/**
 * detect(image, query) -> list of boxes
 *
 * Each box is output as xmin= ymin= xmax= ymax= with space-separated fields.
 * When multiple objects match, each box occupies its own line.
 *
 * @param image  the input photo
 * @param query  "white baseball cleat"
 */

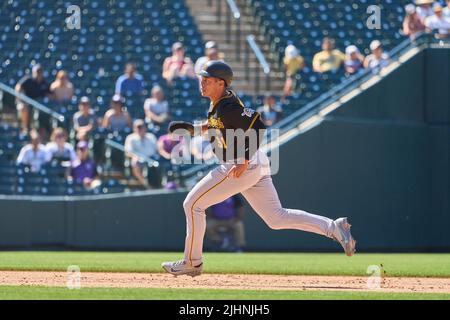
xmin=332 ymin=217 xmax=356 ymax=257
xmin=161 ymin=260 xmax=203 ymax=277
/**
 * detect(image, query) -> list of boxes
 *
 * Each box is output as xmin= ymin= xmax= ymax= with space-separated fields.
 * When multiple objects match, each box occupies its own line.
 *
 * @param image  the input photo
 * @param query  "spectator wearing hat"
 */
xmin=46 ymin=127 xmax=76 ymax=165
xmin=415 ymin=0 xmax=436 ymax=23
xmin=124 ymin=120 xmax=159 ymax=188
xmin=256 ymin=94 xmax=283 ymax=127
xmin=403 ymin=4 xmax=426 ymax=40
xmin=73 ymin=97 xmax=98 ymax=141
xmin=364 ymin=40 xmax=390 ymax=73
xmin=344 ymin=45 xmax=365 ymax=75
xmin=115 ymin=63 xmax=144 ymax=96
xmin=162 ymin=42 xmax=196 ymax=86
xmin=16 ymin=129 xmax=50 ymax=173
xmin=102 ymin=95 xmax=132 ymax=132
xmin=194 ymin=41 xmax=225 ymax=75
xmin=70 ymin=141 xmax=101 ymax=189
xmin=424 ymin=3 xmax=450 ymax=38
xmin=49 ymin=70 xmax=74 ymax=103
xmin=15 ymin=64 xmax=51 ymax=133
xmin=283 ymin=44 xmax=305 ymax=97
xmin=143 ymin=85 xmax=170 ymax=128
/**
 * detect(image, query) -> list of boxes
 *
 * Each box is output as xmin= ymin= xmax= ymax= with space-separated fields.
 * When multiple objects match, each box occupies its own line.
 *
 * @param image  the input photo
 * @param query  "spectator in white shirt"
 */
xmin=124 ymin=119 xmax=158 ymax=187
xmin=46 ymin=127 xmax=77 ymax=165
xmin=16 ymin=129 xmax=50 ymax=172
xmin=364 ymin=40 xmax=391 ymax=74
xmin=424 ymin=4 xmax=450 ymax=38
xmin=143 ymin=86 xmax=170 ymax=127
xmin=191 ymin=134 xmax=215 ymax=163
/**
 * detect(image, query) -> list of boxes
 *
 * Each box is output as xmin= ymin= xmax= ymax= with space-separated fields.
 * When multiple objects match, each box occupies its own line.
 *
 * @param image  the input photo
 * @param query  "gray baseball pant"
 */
xmin=183 ymin=151 xmax=336 ymax=266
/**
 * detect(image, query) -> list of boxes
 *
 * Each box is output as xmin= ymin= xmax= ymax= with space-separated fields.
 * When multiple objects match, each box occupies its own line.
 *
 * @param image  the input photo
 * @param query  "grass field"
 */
xmin=1 ymin=286 xmax=449 ymax=300
xmin=0 ymin=252 xmax=449 ymax=300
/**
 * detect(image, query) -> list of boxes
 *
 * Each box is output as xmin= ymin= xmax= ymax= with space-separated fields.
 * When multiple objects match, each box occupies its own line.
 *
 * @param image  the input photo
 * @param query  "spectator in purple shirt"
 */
xmin=206 ymin=195 xmax=246 ymax=252
xmin=70 ymin=141 xmax=101 ymax=189
xmin=157 ymin=131 xmax=188 ymax=162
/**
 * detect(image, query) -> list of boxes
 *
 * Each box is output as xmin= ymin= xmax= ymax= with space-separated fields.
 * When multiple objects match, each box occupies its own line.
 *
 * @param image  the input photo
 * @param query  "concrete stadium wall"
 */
xmin=0 ymin=48 xmax=448 ymax=251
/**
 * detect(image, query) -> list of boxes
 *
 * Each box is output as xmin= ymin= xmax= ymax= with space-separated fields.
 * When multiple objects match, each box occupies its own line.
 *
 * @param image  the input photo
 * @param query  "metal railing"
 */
xmin=246 ymin=34 xmax=271 ymax=93
xmin=0 ymin=82 xmax=65 ymax=127
xmin=209 ymin=0 xmax=242 ymax=61
xmin=208 ymin=0 xmax=272 ymax=95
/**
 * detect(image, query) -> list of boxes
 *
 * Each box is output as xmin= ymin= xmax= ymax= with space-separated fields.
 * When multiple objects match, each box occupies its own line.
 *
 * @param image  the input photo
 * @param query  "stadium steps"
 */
xmin=185 ymin=0 xmax=285 ymax=95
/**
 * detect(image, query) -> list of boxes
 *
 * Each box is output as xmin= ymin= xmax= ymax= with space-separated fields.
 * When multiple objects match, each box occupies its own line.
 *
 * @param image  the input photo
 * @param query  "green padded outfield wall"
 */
xmin=0 ymin=48 xmax=448 ymax=251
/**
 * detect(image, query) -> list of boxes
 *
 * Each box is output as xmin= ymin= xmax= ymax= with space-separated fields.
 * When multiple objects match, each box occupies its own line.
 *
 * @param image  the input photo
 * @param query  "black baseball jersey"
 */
xmin=206 ymin=90 xmax=266 ymax=162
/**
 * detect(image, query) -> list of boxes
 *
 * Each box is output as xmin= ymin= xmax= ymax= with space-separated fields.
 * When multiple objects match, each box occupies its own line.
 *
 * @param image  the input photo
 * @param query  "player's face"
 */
xmin=200 ymin=77 xmax=223 ymax=98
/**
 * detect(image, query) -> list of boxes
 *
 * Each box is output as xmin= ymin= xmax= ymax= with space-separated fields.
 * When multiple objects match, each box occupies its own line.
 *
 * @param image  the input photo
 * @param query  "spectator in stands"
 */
xmin=143 ymin=86 xmax=170 ymax=127
xmin=283 ymin=44 xmax=305 ymax=97
xmin=15 ymin=64 xmax=51 ymax=133
xmin=46 ymin=127 xmax=76 ymax=165
xmin=162 ymin=42 xmax=196 ymax=85
xmin=49 ymin=70 xmax=74 ymax=103
xmin=73 ymin=97 xmax=98 ymax=141
xmin=194 ymin=41 xmax=224 ymax=75
xmin=157 ymin=130 xmax=189 ymax=162
xmin=424 ymin=3 xmax=450 ymax=38
xmin=364 ymin=40 xmax=391 ymax=73
xmin=444 ymin=0 xmax=450 ymax=19
xmin=312 ymin=38 xmax=346 ymax=73
xmin=70 ymin=140 xmax=101 ymax=189
xmin=415 ymin=0 xmax=435 ymax=23
xmin=102 ymin=95 xmax=132 ymax=132
xmin=124 ymin=119 xmax=158 ymax=188
xmin=256 ymin=94 xmax=283 ymax=127
xmin=157 ymin=129 xmax=189 ymax=189
xmin=206 ymin=195 xmax=246 ymax=253
xmin=403 ymin=4 xmax=426 ymax=40
xmin=16 ymin=129 xmax=50 ymax=172
xmin=191 ymin=134 xmax=215 ymax=163
xmin=344 ymin=45 xmax=365 ymax=75
xmin=115 ymin=63 xmax=144 ymax=96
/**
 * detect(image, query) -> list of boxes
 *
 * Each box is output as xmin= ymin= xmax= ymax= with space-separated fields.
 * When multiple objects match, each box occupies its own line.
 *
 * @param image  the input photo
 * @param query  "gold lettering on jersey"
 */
xmin=208 ymin=117 xmax=225 ymax=129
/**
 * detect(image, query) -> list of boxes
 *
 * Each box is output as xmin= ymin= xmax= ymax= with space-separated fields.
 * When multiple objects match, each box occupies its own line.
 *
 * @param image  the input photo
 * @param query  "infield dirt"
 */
xmin=1 ymin=271 xmax=449 ymax=294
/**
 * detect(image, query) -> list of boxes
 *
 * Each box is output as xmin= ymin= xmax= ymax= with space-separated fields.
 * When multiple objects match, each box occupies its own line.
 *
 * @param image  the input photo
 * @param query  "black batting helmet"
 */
xmin=198 ymin=60 xmax=233 ymax=87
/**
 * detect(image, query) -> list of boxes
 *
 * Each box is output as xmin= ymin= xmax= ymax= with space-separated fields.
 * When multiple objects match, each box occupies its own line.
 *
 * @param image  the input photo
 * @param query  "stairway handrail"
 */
xmin=246 ymin=35 xmax=270 ymax=74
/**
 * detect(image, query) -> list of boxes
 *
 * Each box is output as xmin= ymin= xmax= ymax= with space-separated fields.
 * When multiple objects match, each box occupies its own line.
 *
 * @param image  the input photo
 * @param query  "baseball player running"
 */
xmin=162 ymin=61 xmax=356 ymax=277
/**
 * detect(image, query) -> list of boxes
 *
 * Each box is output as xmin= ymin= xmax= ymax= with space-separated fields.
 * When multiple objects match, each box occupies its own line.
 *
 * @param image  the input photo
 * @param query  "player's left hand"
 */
xmin=228 ymin=160 xmax=249 ymax=179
